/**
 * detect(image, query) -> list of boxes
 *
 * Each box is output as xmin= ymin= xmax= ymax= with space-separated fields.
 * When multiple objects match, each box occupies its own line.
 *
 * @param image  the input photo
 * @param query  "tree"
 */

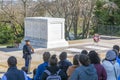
xmin=80 ymin=0 xmax=97 ymax=38
xmin=0 ymin=23 xmax=14 ymax=44
xmin=0 ymin=0 xmax=99 ymax=44
xmin=38 ymin=0 xmax=96 ymax=39
xmin=94 ymin=0 xmax=120 ymax=36
xmin=0 ymin=0 xmax=43 ymax=44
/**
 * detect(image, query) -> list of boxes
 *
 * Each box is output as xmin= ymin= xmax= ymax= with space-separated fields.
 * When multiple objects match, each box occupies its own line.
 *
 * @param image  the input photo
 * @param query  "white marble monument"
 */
xmin=19 ymin=17 xmax=68 ymax=48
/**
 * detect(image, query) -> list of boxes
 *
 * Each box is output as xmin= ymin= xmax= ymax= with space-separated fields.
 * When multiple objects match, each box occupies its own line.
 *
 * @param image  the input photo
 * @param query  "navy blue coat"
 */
xmin=5 ymin=67 xmax=25 ymax=80
xmin=23 ymin=45 xmax=32 ymax=59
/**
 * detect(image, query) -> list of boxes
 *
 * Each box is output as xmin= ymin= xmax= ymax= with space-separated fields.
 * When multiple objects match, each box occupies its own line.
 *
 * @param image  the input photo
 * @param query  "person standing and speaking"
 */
xmin=23 ymin=40 xmax=34 ymax=73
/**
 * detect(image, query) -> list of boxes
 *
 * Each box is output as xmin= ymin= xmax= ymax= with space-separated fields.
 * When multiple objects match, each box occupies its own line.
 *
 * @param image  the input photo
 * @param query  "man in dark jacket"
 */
xmin=2 ymin=56 xmax=28 ymax=80
xmin=23 ymin=40 xmax=34 ymax=72
xmin=58 ymin=52 xmax=72 ymax=79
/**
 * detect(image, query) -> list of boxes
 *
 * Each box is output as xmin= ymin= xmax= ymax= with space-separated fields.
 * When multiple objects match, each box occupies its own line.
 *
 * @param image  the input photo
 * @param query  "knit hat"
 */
xmin=105 ymin=50 xmax=117 ymax=61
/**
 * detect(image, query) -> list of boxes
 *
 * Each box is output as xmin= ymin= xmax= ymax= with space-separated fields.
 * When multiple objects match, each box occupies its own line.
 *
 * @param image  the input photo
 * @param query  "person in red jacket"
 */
xmin=93 ymin=34 xmax=100 ymax=43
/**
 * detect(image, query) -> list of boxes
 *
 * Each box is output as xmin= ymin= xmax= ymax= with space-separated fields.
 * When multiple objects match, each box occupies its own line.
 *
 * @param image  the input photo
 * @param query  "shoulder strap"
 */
xmin=44 ymin=70 xmax=51 ymax=76
xmin=110 ymin=61 xmax=118 ymax=80
xmin=113 ymin=65 xmax=118 ymax=80
xmin=56 ymin=69 xmax=61 ymax=75
xmin=45 ymin=69 xmax=61 ymax=76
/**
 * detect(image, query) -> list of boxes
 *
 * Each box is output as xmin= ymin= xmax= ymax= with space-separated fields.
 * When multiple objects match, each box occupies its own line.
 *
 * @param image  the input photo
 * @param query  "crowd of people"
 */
xmin=1 ymin=45 xmax=120 ymax=80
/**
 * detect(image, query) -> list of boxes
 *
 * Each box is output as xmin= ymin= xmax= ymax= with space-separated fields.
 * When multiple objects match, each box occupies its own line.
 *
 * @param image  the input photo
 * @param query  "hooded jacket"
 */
xmin=102 ymin=60 xmax=120 ymax=80
xmin=70 ymin=64 xmax=98 ymax=80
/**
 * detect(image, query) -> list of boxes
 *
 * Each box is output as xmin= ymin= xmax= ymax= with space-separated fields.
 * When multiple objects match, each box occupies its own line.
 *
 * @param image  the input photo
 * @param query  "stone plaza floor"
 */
xmin=0 ymin=36 xmax=120 ymax=77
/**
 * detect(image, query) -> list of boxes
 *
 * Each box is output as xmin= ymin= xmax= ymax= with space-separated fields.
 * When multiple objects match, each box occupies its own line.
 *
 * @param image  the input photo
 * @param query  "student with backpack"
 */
xmin=102 ymin=50 xmax=120 ymax=80
xmin=34 ymin=52 xmax=51 ymax=80
xmin=41 ymin=55 xmax=67 ymax=80
xmin=58 ymin=52 xmax=72 ymax=78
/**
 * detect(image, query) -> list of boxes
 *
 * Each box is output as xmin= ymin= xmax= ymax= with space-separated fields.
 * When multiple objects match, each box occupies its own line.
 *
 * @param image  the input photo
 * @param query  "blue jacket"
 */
xmin=27 ymin=76 xmax=32 ymax=80
xmin=116 ymin=57 xmax=120 ymax=80
xmin=2 ymin=67 xmax=28 ymax=80
xmin=34 ymin=62 xmax=49 ymax=80
xmin=70 ymin=64 xmax=98 ymax=80
xmin=117 ymin=56 xmax=120 ymax=65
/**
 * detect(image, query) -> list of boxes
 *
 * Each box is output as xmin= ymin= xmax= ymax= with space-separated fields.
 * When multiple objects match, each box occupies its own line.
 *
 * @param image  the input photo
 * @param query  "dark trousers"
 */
xmin=25 ymin=57 xmax=30 ymax=67
xmin=24 ymin=56 xmax=31 ymax=72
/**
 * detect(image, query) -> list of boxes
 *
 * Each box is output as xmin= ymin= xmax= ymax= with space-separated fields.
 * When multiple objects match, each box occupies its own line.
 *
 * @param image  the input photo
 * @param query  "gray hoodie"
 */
xmin=70 ymin=64 xmax=98 ymax=80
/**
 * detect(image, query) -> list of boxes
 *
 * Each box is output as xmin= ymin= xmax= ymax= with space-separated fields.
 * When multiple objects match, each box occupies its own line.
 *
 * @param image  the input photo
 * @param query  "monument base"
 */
xmin=19 ymin=37 xmax=68 ymax=49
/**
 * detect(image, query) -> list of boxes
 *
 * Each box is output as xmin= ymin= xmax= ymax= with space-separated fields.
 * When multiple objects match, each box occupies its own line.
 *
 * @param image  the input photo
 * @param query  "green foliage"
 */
xmin=0 ymin=23 xmax=24 ymax=45
xmin=94 ymin=0 xmax=120 ymax=36
xmin=0 ymin=24 xmax=14 ymax=44
xmin=94 ymin=0 xmax=120 ymax=25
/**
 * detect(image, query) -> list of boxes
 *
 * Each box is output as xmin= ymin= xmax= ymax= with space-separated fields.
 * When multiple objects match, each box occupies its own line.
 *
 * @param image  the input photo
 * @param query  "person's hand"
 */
xmin=29 ymin=45 xmax=34 ymax=53
xmin=31 ymin=48 xmax=34 ymax=53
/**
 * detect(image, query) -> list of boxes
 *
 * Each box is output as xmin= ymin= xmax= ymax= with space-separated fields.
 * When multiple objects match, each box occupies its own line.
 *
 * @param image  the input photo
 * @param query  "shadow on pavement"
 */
xmin=0 ymin=48 xmax=21 ymax=52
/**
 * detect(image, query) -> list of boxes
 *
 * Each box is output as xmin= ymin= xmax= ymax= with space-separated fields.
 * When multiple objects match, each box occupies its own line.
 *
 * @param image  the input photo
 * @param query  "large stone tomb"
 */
xmin=19 ymin=17 xmax=68 ymax=48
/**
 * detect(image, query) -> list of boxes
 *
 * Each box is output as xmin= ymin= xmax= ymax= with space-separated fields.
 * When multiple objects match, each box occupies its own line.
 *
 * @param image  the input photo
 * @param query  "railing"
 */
xmin=97 ymin=24 xmax=120 ymax=36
